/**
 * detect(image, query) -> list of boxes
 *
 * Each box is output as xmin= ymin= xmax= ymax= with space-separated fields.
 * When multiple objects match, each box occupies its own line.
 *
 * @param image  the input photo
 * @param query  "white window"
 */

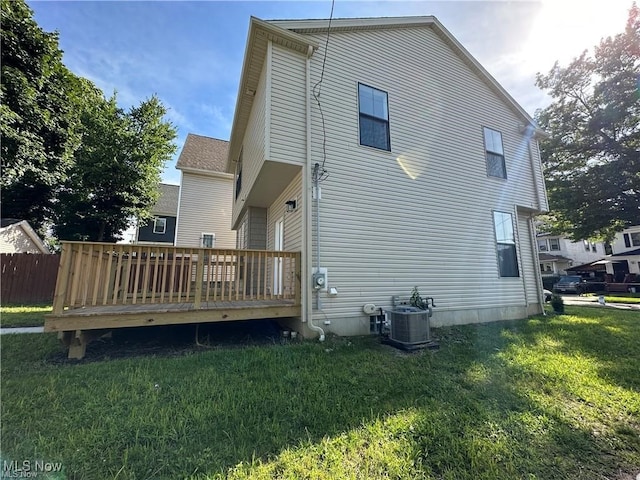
xmin=484 ymin=127 xmax=506 ymax=179
xmin=583 ymin=240 xmax=590 ymax=251
xmin=358 ymin=83 xmax=391 ymax=151
xmin=201 ymin=233 xmax=215 ymax=248
xmin=153 ymin=217 xmax=166 ymax=234
xmin=537 ymin=239 xmax=548 ymax=252
xmin=631 ymin=232 xmax=640 ymax=247
xmin=494 ymin=211 xmax=519 ymax=277
xmin=549 ymin=238 xmax=560 ymax=251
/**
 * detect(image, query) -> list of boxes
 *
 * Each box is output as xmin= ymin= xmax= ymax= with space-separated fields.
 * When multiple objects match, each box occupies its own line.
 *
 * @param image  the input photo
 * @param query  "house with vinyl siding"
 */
xmin=175 ymin=133 xmax=236 ymax=249
xmin=134 ymin=183 xmax=179 ymax=245
xmin=227 ymin=16 xmax=549 ymax=337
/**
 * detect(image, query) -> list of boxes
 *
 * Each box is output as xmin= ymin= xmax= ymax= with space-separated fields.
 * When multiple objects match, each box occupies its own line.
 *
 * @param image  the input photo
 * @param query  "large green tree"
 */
xmin=0 ymin=0 xmax=80 ymax=232
xmin=2 ymin=0 xmax=177 ymax=242
xmin=536 ymin=3 xmax=640 ymax=242
xmin=54 ymin=92 xmax=177 ymax=242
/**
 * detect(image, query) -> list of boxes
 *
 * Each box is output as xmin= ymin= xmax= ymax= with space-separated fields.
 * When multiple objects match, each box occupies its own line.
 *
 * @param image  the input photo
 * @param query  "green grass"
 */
xmin=0 ymin=304 xmax=51 ymax=328
xmin=1 ymin=307 xmax=639 ymax=479
xmin=604 ymin=295 xmax=640 ymax=304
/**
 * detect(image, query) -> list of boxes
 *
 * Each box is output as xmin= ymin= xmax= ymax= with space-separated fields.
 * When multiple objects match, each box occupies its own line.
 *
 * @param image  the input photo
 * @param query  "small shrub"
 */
xmin=550 ymin=294 xmax=564 ymax=314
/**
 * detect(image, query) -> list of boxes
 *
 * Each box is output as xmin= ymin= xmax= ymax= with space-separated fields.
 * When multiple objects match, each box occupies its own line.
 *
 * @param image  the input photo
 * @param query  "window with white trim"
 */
xmin=358 ymin=83 xmax=390 ymax=151
xmin=202 ymin=233 xmax=215 ymax=248
xmin=153 ymin=217 xmax=166 ymax=234
xmin=494 ymin=211 xmax=519 ymax=277
xmin=630 ymin=232 xmax=640 ymax=247
xmin=484 ymin=127 xmax=506 ymax=179
xmin=548 ymin=238 xmax=560 ymax=251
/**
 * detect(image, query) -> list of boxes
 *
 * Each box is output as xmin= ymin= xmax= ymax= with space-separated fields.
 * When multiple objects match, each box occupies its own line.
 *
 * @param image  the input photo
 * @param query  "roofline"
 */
xmin=227 ymin=15 xmax=546 ymax=171
xmin=226 ymin=17 xmax=319 ymax=171
xmin=272 ymin=15 xmax=543 ymax=131
xmin=1 ymin=220 xmax=50 ymax=253
xmin=179 ymin=166 xmax=234 ymax=180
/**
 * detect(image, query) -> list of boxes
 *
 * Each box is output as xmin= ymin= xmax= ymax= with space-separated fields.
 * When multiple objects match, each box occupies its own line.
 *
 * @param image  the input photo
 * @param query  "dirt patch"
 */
xmin=46 ymin=319 xmax=289 ymax=364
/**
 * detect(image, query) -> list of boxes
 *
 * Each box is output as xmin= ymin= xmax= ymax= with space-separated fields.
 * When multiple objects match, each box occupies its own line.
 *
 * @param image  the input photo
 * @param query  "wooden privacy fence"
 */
xmin=53 ymin=242 xmax=301 ymax=314
xmin=1 ymin=253 xmax=60 ymax=304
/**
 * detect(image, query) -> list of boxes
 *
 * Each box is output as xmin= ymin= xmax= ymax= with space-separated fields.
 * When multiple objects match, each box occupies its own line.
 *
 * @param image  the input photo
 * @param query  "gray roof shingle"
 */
xmin=176 ymin=133 xmax=229 ymax=173
xmin=153 ymin=183 xmax=180 ymax=216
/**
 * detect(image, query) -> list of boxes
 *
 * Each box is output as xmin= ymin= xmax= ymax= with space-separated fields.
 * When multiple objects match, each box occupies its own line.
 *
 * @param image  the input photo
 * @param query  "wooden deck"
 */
xmin=45 ymin=242 xmax=302 ymax=359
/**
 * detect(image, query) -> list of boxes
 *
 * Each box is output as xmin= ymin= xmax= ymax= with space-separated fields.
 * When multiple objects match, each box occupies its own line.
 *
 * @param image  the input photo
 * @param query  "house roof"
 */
xmin=227 ymin=15 xmax=544 ymax=172
xmin=612 ymin=248 xmax=640 ymax=257
xmin=153 ymin=184 xmax=180 ymax=216
xmin=0 ymin=219 xmax=49 ymax=254
xmin=539 ymin=253 xmax=572 ymax=262
xmin=176 ymin=133 xmax=229 ymax=174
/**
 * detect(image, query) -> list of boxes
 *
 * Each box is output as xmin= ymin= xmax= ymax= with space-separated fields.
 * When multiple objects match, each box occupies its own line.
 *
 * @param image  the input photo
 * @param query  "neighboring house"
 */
xmin=175 ymin=134 xmax=236 ymax=248
xmin=536 ymin=234 xmax=605 ymax=277
xmin=135 ymin=183 xmax=180 ymax=245
xmin=226 ymin=16 xmax=549 ymax=336
xmin=0 ymin=219 xmax=49 ymax=254
xmin=607 ymin=225 xmax=640 ymax=279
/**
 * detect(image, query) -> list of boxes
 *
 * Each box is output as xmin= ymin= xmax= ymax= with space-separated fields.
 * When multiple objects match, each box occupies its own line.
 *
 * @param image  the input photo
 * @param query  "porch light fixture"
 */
xmin=285 ymin=200 xmax=297 ymax=212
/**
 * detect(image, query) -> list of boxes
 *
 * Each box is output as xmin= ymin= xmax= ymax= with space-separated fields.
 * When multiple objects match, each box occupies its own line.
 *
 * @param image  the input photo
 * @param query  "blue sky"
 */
xmin=28 ymin=0 xmax=632 ymax=185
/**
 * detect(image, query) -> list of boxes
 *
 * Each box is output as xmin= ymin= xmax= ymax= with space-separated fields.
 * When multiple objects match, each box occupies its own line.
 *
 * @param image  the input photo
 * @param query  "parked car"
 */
xmin=543 ymin=289 xmax=552 ymax=302
xmin=553 ymin=276 xmax=587 ymax=295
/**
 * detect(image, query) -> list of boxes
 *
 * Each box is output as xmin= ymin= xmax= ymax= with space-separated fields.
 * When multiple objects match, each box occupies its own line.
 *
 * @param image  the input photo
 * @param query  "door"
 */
xmin=273 ymin=217 xmax=284 ymax=295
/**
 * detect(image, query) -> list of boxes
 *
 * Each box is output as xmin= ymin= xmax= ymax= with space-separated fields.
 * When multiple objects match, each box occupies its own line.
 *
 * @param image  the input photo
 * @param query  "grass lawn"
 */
xmin=1 ymin=306 xmax=638 ymax=479
xmin=0 ymin=304 xmax=51 ymax=328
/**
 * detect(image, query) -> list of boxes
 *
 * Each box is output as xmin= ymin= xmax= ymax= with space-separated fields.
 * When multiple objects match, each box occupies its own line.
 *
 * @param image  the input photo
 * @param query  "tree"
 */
xmin=0 ymin=0 xmax=80 ymax=233
xmin=535 ymin=3 xmax=640 ymax=242
xmin=54 ymin=92 xmax=177 ymax=242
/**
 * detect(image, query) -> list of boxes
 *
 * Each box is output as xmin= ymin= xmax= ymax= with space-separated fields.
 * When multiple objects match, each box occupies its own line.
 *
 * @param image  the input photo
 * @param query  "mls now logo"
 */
xmin=3 ymin=460 xmax=63 ymax=478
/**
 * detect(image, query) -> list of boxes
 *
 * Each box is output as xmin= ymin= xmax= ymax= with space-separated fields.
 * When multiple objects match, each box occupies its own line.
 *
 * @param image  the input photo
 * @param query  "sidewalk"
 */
xmin=561 ymin=295 xmax=640 ymax=311
xmin=0 ymin=326 xmax=45 ymax=335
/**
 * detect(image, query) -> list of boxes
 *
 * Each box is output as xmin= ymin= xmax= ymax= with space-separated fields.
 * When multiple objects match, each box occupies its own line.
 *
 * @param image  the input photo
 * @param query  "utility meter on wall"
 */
xmin=313 ymin=272 xmax=326 ymax=289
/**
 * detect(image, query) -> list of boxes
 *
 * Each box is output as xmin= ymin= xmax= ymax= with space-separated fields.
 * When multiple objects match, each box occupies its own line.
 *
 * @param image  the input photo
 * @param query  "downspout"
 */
xmin=526 ymin=132 xmax=547 ymax=314
xmin=530 ymin=215 xmax=547 ymax=315
xmin=305 ymin=44 xmax=325 ymax=341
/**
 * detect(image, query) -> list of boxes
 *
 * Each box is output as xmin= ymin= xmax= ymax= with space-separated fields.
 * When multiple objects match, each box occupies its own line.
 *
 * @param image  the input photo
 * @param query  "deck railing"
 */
xmin=52 ymin=242 xmax=301 ymax=314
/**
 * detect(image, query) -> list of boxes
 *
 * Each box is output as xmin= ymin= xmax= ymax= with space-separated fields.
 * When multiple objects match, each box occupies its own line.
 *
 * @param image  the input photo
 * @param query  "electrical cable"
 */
xmin=312 ymin=0 xmax=335 ymax=173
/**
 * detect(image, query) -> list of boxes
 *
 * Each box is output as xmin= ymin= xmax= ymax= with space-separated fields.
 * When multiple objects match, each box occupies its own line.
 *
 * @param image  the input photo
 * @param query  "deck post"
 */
xmin=294 ymin=252 xmax=302 ymax=306
xmin=194 ymin=249 xmax=205 ymax=308
xmin=52 ymin=243 xmax=72 ymax=315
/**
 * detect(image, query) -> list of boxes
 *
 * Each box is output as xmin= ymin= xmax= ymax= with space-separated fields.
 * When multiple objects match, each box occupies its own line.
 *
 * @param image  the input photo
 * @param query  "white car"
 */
xmin=543 ymin=289 xmax=552 ymax=302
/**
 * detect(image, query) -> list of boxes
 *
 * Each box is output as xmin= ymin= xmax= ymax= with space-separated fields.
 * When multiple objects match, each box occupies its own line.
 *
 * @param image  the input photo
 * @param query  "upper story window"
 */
xmin=538 ymin=238 xmax=560 ymax=252
xmin=537 ymin=239 xmax=548 ymax=252
xmin=202 ymin=233 xmax=215 ymax=248
xmin=358 ymin=83 xmax=390 ymax=151
xmin=626 ymin=232 xmax=640 ymax=247
xmin=583 ymin=240 xmax=590 ymax=251
xmin=153 ymin=217 xmax=166 ymax=234
xmin=483 ymin=127 xmax=506 ymax=179
xmin=494 ymin=211 xmax=519 ymax=277
xmin=591 ymin=242 xmax=597 ymax=252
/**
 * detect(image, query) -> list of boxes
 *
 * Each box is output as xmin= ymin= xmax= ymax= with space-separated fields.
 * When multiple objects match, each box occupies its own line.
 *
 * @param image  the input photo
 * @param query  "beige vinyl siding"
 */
xmin=294 ymin=27 xmax=541 ymax=331
xmin=266 ymin=171 xmax=303 ymax=252
xmin=176 ymin=172 xmax=236 ymax=248
xmin=233 ymin=59 xmax=268 ymax=226
xmin=529 ymin=139 xmax=549 ymax=212
xmin=270 ymin=43 xmax=307 ymax=165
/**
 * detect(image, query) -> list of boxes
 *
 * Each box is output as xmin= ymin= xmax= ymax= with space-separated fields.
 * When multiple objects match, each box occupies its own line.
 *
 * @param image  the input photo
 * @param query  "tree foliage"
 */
xmin=0 ymin=0 xmax=79 ymax=232
xmin=535 ymin=3 xmax=640 ymax=242
xmin=55 ymin=89 xmax=177 ymax=242
xmin=1 ymin=0 xmax=177 ymax=242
